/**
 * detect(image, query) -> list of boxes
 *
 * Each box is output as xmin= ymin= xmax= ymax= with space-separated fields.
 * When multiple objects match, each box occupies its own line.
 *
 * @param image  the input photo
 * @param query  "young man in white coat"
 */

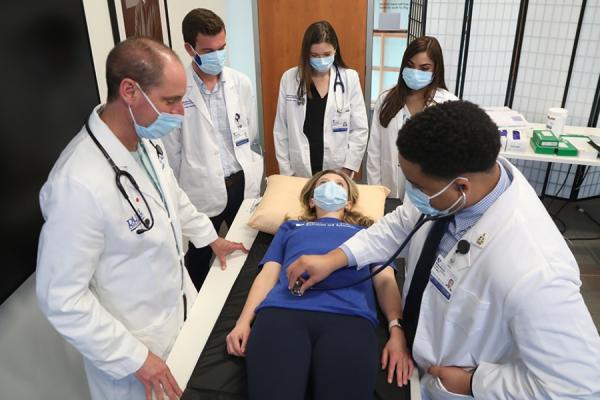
xmin=287 ymin=101 xmax=600 ymax=399
xmin=162 ymin=8 xmax=263 ymax=290
xmin=36 ymin=37 xmax=246 ymax=400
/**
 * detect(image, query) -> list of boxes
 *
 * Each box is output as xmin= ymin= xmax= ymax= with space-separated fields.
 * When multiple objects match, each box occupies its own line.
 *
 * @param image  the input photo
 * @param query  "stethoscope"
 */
xmin=297 ymin=64 xmax=347 ymax=113
xmin=290 ymin=196 xmax=469 ymax=296
xmin=84 ymin=117 xmax=162 ymax=235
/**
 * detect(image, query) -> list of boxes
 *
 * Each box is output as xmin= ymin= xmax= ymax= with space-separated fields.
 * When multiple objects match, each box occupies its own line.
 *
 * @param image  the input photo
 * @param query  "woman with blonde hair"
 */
xmin=226 ymin=170 xmax=413 ymax=400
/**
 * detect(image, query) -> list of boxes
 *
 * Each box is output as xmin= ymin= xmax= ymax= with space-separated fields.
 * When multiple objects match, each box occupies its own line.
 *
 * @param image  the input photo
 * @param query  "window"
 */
xmin=371 ymin=0 xmax=409 ymax=104
xmin=371 ymin=31 xmax=407 ymax=104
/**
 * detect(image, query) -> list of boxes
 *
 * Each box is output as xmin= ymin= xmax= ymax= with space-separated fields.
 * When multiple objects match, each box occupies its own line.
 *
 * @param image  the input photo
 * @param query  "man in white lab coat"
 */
xmin=288 ymin=101 xmax=600 ymax=399
xmin=36 ymin=37 xmax=246 ymax=400
xmin=162 ymin=9 xmax=263 ymax=290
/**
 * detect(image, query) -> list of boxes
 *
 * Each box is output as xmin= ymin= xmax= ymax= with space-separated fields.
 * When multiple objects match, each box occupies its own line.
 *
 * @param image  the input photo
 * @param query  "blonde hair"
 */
xmin=294 ymin=170 xmax=374 ymax=228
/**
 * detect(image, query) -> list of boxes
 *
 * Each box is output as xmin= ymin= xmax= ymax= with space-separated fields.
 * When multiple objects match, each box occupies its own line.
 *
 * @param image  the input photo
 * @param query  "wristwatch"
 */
xmin=388 ymin=318 xmax=404 ymax=333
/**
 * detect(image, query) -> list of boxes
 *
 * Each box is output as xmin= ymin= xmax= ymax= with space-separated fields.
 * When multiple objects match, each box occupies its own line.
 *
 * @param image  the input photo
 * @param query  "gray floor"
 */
xmin=544 ymin=196 xmax=600 ymax=331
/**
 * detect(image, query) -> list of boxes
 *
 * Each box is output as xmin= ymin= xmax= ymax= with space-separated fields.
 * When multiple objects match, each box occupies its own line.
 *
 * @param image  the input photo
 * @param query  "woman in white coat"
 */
xmin=367 ymin=36 xmax=457 ymax=198
xmin=289 ymin=101 xmax=600 ymax=399
xmin=274 ymin=20 xmax=368 ymax=178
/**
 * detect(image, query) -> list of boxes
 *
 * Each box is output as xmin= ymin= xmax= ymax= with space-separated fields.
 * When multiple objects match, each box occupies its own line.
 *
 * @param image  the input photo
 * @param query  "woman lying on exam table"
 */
xmin=226 ymin=170 xmax=412 ymax=400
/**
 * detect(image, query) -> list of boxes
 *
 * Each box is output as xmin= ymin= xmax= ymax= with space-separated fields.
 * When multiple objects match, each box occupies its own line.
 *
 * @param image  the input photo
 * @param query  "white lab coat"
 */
xmin=274 ymin=65 xmax=369 ymax=177
xmin=366 ymin=88 xmax=457 ymax=198
xmin=36 ymin=105 xmax=218 ymax=400
xmin=344 ymin=158 xmax=600 ymax=399
xmin=162 ymin=66 xmax=263 ymax=217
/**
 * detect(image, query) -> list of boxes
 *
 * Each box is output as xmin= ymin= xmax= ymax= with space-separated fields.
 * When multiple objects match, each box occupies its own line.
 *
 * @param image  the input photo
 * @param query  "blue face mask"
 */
xmin=193 ymin=49 xmax=226 ymax=76
xmin=310 ymin=55 xmax=335 ymax=72
xmin=405 ymin=177 xmax=467 ymax=217
xmin=402 ymin=67 xmax=433 ymax=90
xmin=129 ymin=83 xmax=183 ymax=140
xmin=313 ymin=181 xmax=348 ymax=212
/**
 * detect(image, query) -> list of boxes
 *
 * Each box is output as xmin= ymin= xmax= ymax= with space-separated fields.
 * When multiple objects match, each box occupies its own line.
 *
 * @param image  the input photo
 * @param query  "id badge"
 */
xmin=429 ymin=255 xmax=457 ymax=301
xmin=332 ymin=110 xmax=350 ymax=133
xmin=234 ymin=128 xmax=249 ymax=146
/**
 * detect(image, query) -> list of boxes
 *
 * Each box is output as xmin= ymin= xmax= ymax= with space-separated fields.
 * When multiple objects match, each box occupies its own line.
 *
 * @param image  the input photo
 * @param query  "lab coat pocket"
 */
xmin=289 ymin=148 xmax=305 ymax=173
xmin=180 ymin=166 xmax=208 ymax=198
xmin=422 ymin=373 xmax=473 ymax=400
xmin=110 ymin=373 xmax=145 ymax=400
xmin=129 ymin=306 xmax=180 ymax=360
xmin=446 ymin=288 xmax=490 ymax=335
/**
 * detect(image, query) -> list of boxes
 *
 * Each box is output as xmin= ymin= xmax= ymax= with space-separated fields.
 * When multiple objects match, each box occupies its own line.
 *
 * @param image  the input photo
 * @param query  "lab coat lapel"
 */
xmin=87 ymin=106 xmax=166 ymax=212
xmin=141 ymin=138 xmax=183 ymax=250
xmin=324 ymin=65 xmax=336 ymax=120
xmin=185 ymin=66 xmax=215 ymax=131
xmin=221 ymin=68 xmax=239 ymax=137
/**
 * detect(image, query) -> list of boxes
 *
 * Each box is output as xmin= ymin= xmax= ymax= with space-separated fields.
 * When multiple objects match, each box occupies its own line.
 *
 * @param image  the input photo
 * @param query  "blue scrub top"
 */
xmin=257 ymin=217 xmax=394 ymax=327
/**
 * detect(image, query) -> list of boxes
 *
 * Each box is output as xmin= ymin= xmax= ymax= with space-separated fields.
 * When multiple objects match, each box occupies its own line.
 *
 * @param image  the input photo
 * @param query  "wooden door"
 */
xmin=257 ymin=0 xmax=368 ymax=176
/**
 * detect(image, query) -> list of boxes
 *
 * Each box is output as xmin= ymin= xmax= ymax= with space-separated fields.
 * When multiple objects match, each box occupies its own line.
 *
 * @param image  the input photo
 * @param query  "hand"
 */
xmin=428 ymin=365 xmax=473 ymax=396
xmin=226 ymin=322 xmax=251 ymax=357
xmin=381 ymin=328 xmax=414 ymax=387
xmin=286 ymin=254 xmax=337 ymax=295
xmin=134 ymin=351 xmax=182 ymax=400
xmin=210 ymin=237 xmax=249 ymax=270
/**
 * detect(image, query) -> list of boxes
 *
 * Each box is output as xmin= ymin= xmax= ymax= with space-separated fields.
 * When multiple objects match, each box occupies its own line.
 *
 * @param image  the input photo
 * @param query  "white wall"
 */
xmin=225 ymin=0 xmax=258 ymax=96
xmin=0 ymin=276 xmax=89 ymax=400
xmin=82 ymin=0 xmax=115 ymax=102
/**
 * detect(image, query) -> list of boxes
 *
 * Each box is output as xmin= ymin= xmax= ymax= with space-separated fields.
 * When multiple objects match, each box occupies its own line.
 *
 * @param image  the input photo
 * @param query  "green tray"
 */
xmin=530 ymin=138 xmax=555 ymax=155
xmin=556 ymin=139 xmax=578 ymax=157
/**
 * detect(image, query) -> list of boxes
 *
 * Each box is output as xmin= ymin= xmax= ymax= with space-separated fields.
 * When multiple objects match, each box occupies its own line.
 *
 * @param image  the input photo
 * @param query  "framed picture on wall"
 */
xmin=107 ymin=0 xmax=172 ymax=47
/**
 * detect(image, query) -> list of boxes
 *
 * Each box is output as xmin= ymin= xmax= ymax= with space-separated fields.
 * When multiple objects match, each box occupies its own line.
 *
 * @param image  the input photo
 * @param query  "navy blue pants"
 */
xmin=185 ymin=172 xmax=245 ymax=290
xmin=245 ymin=308 xmax=378 ymax=400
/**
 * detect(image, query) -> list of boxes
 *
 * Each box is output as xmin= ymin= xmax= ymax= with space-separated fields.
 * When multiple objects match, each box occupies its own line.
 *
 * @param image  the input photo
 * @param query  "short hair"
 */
xmin=396 ymin=101 xmax=500 ymax=179
xmin=105 ymin=37 xmax=178 ymax=102
xmin=182 ymin=8 xmax=225 ymax=47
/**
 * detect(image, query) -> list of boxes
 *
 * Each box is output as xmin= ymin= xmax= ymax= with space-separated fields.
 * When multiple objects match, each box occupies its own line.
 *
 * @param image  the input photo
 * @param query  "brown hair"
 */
xmin=379 ymin=36 xmax=448 ymax=127
xmin=297 ymin=21 xmax=348 ymax=100
xmin=296 ymin=170 xmax=373 ymax=228
xmin=105 ymin=37 xmax=178 ymax=102
xmin=182 ymin=8 xmax=226 ymax=47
